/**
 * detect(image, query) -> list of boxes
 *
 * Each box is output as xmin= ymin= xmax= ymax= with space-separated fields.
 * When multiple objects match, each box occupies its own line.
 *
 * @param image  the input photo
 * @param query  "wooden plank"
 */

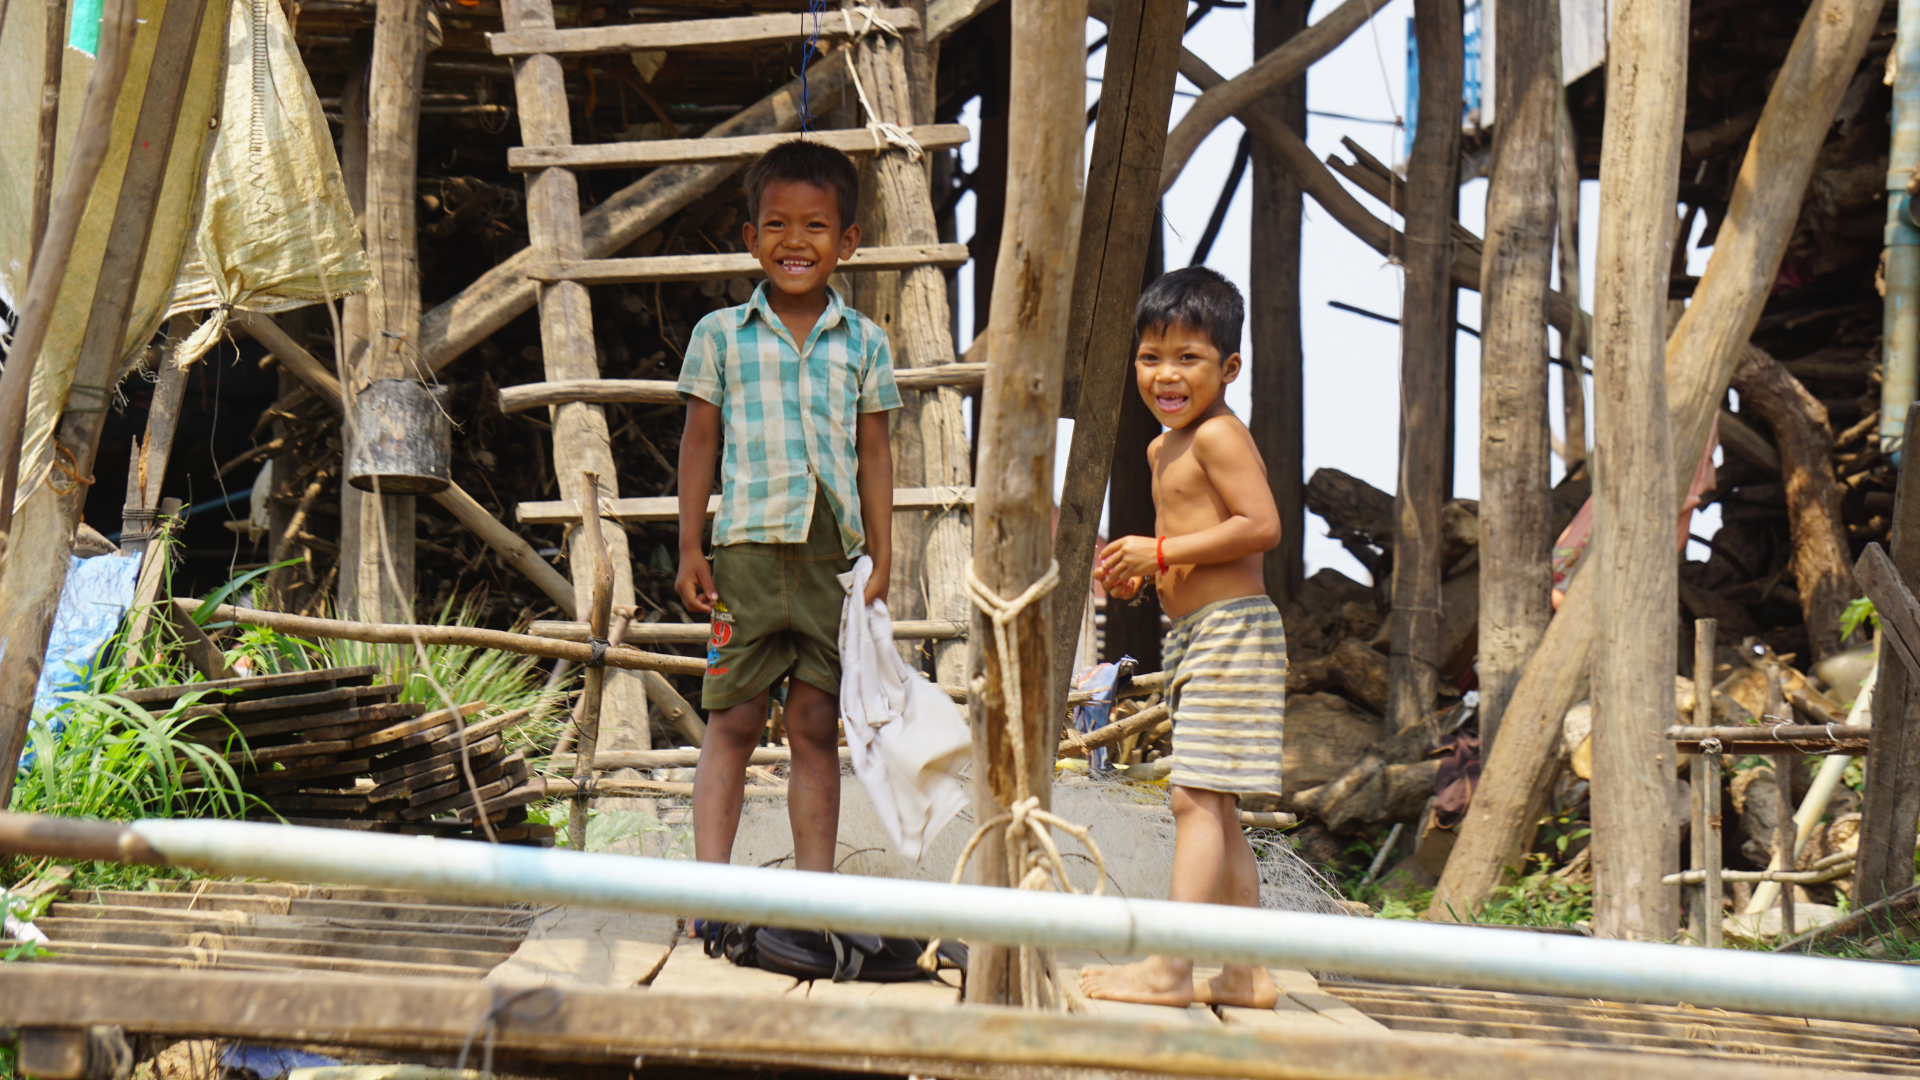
xmin=805 ymin=977 xmax=961 ymax=1008
xmin=118 ymin=666 xmax=380 ymax=707
xmin=528 ymin=617 xmax=966 ymax=644
xmin=370 ymin=710 xmax=530 ymax=768
xmin=507 ymin=124 xmax=970 ymax=172
xmin=406 ymin=754 xmax=526 ymax=809
xmin=176 ymin=683 xmax=403 ymax=721
xmin=519 ymin=485 xmax=973 ymax=524
xmin=367 ymin=735 xmax=506 ymax=788
xmin=253 ymin=757 xmax=377 ymax=795
xmin=183 ymin=702 xmax=423 ymax=744
xmin=530 ymin=243 xmax=970 ymax=285
xmin=488 ymin=8 xmax=921 ymax=56
xmin=646 ymin=940 xmax=800 ymax=997
xmin=1 ymin=962 xmax=1884 ymax=1080
xmin=39 ymin=924 xmax=510 ymax=970
xmin=495 ymin=363 xmax=985 ymax=414
xmin=451 ymin=776 xmax=550 ymax=823
xmin=1472 ymin=0 xmax=1556 ymax=746
xmin=366 ymin=738 xmax=508 ymax=802
xmin=1059 ymin=968 xmax=1219 ymax=1025
xmin=38 ymin=940 xmax=490 ymax=980
xmin=487 ymin=906 xmax=676 ymax=989
xmin=1860 ymin=418 xmax=1920 ymax=906
xmin=1049 ymin=0 xmax=1185 ymax=693
xmin=352 ymin=702 xmax=487 ymax=750
xmin=1856 ymin=543 xmax=1920 ymax=680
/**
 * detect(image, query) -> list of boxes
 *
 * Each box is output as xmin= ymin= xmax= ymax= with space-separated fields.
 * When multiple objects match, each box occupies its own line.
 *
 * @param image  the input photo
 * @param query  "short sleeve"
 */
xmin=857 ymin=321 xmax=902 ymax=413
xmin=676 ymin=313 xmax=727 ymax=406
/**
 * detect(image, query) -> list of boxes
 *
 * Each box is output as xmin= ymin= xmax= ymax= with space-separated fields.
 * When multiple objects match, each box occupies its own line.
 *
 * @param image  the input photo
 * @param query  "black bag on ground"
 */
xmin=703 ymin=921 xmax=966 ymax=984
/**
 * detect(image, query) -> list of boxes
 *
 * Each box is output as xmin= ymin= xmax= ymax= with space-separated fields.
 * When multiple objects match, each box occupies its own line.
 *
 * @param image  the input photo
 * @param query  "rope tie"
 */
xmin=842 ymin=2 xmax=924 ymax=162
xmin=586 ymin=636 xmax=610 ymax=668
xmin=916 ymin=559 xmax=1107 ymax=1009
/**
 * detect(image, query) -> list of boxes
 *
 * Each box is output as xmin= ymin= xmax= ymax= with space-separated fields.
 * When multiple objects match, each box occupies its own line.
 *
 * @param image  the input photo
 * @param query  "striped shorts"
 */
xmin=1162 ymin=595 xmax=1287 ymax=798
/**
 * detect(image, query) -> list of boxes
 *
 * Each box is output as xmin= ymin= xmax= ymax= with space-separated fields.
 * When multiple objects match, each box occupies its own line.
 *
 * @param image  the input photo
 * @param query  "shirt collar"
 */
xmin=736 ymin=280 xmax=848 ymax=339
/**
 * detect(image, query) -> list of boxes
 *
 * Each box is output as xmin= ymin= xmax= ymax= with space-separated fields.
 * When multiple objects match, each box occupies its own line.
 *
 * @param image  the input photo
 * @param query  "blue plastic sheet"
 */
xmin=221 ymin=1045 xmax=342 ymax=1078
xmin=33 ymin=553 xmax=142 ymax=723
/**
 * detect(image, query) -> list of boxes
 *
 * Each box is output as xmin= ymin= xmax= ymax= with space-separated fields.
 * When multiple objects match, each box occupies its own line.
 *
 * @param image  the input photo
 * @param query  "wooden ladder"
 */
xmin=491 ymin=0 xmax=978 ymax=671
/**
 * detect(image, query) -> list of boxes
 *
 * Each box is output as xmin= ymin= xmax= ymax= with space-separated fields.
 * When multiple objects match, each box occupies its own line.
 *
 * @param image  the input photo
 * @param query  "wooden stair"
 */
xmin=508 ymin=124 xmax=971 ymax=172
xmin=487 ymin=8 xmax=922 ymax=57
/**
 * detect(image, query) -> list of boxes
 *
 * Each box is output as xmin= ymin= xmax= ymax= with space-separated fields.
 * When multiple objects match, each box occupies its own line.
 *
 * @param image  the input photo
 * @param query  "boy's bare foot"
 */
xmin=1193 ymin=963 xmax=1278 ymax=1009
xmin=1079 ymin=957 xmax=1196 ymax=1007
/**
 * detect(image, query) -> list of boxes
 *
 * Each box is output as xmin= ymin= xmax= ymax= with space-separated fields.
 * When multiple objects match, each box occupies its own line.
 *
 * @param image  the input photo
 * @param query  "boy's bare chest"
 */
xmin=1152 ymin=440 xmax=1218 ymax=516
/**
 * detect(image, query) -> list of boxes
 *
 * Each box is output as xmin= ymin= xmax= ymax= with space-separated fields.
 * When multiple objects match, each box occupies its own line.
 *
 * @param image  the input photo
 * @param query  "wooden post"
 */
xmin=851 ymin=8 xmax=975 ymax=686
xmin=965 ymin=0 xmax=1084 ymax=1005
xmin=0 ymin=0 xmax=210 ymax=803
xmin=1587 ymin=0 xmax=1685 ymax=943
xmin=1386 ymin=0 xmax=1460 ymax=735
xmin=1556 ymin=93 xmax=1586 ymax=477
xmin=1429 ymin=0 xmax=1882 ymax=922
xmin=118 ymin=315 xmax=195 ymax=557
xmin=569 ymin=472 xmax=615 ymax=850
xmin=1771 ymin=663 xmax=1798 ymax=938
xmin=1473 ymin=0 xmax=1556 ymax=749
xmin=1859 ymin=402 xmax=1920 ymax=906
xmin=348 ymin=0 xmax=429 ymax=624
xmin=1049 ymin=0 xmax=1183 ymax=691
xmin=1692 ymin=617 xmax=1722 ymax=947
xmin=502 ymin=0 xmax=652 ymax=746
xmin=27 ymin=0 xmax=69 ymax=274
xmin=1101 ymin=224 xmax=1165 ymax=672
xmin=336 ymin=53 xmax=371 ymax=618
xmin=1250 ymin=0 xmax=1309 ymax=613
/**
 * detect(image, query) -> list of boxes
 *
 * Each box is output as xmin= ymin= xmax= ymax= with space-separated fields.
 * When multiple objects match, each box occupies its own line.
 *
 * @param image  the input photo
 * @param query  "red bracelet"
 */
xmin=1156 ymin=535 xmax=1169 ymax=574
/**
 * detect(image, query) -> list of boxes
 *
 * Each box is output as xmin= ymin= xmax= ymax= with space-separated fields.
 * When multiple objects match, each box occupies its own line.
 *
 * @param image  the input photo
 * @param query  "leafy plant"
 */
xmin=1841 ymin=596 xmax=1879 ymax=640
xmin=1476 ymin=856 xmax=1594 ymax=928
xmin=12 ymin=689 xmax=261 ymax=824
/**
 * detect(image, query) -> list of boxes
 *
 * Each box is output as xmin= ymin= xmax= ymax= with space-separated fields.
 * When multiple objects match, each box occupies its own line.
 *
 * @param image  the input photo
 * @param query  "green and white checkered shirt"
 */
xmin=676 ymin=282 xmax=901 ymax=557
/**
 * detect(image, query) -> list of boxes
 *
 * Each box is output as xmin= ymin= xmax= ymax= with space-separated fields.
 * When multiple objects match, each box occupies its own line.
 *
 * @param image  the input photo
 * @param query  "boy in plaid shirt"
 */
xmin=675 ymin=142 xmax=900 ymax=880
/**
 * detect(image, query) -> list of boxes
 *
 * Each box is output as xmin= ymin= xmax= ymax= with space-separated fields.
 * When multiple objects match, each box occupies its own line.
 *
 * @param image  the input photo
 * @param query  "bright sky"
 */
xmin=949 ymin=0 xmax=1718 ymax=584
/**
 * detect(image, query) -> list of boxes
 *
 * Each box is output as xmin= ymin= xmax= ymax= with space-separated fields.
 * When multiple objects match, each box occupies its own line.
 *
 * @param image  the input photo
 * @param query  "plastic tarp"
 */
xmin=164 ymin=0 xmax=371 ymax=364
xmin=33 ymin=552 xmax=141 ymax=723
xmin=0 ymin=0 xmax=232 ymax=512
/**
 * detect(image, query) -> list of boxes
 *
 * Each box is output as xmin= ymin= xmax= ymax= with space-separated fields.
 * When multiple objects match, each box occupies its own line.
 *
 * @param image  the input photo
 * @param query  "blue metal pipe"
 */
xmin=124 ymin=817 xmax=1920 ymax=1029
xmin=1880 ymin=0 xmax=1920 ymax=464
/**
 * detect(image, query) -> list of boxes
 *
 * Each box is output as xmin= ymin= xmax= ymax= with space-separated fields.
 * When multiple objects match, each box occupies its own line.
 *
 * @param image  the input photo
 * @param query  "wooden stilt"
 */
xmin=1385 ymin=0 xmax=1460 ymax=735
xmin=1588 ymin=0 xmax=1686 ymax=943
xmin=117 ymin=315 xmax=196 ymax=558
xmin=1859 ymin=402 xmax=1920 ymax=906
xmin=349 ymin=0 xmax=430 ymax=624
xmin=569 ymin=471 xmax=615 ymax=850
xmin=1101 ymin=227 xmax=1166 ymax=672
xmin=26 ymin=0 xmax=69 ymax=274
xmin=335 ymin=53 xmax=371 ymax=618
xmin=0 ymin=0 xmax=211 ymax=804
xmin=1474 ymin=0 xmax=1557 ymax=748
xmin=1250 ymin=0 xmax=1308 ymax=612
xmin=965 ymin=0 xmax=1084 ymax=1005
xmin=1555 ymin=92 xmax=1587 ymax=477
xmin=1049 ymin=0 xmax=1184 ymax=690
xmin=1692 ymin=617 xmax=1723 ymax=947
xmin=1428 ymin=0 xmax=1883 ymax=922
xmin=852 ymin=4 xmax=976 ymax=685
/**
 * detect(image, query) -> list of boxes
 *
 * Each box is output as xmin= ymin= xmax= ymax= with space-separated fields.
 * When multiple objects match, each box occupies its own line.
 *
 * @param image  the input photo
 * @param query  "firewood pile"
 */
xmin=158 ymin=666 xmax=552 ymax=845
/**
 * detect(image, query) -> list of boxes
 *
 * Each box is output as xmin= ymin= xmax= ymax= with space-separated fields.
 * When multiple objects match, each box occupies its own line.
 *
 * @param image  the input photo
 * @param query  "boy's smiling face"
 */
xmin=744 ymin=179 xmax=859 ymax=303
xmin=1134 ymin=322 xmax=1240 ymax=430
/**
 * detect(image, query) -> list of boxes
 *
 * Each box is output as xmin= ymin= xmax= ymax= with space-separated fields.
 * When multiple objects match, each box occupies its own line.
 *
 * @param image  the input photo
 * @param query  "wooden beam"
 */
xmin=519 ymin=486 xmax=973 ymax=524
xmin=1250 ymin=0 xmax=1309 ymax=612
xmin=506 ymin=124 xmax=970 ymax=171
xmin=1859 ymin=415 xmax=1920 ymax=906
xmin=496 ymin=364 xmax=986 ymax=414
xmin=486 ymin=8 xmax=922 ymax=57
xmin=530 ymin=243 xmax=969 ymax=285
xmin=1049 ymin=0 xmax=1184 ymax=695
xmin=1730 ymin=347 xmax=1858 ymax=661
xmin=0 ymin=0 xmax=207 ymax=805
xmin=966 ymin=0 xmax=1084 ymax=1005
xmin=0 ymin=963 xmax=1829 ymax=1080
xmin=504 ymin=0 xmax=652 ymax=743
xmin=1474 ymin=0 xmax=1556 ymax=748
xmin=1427 ymin=0 xmax=1884 ymax=923
xmin=1555 ymin=88 xmax=1587 ymax=476
xmin=528 ymin=618 xmax=966 ymax=643
xmin=119 ymin=315 xmax=195 ymax=556
xmin=1385 ymin=0 xmax=1459 ymax=735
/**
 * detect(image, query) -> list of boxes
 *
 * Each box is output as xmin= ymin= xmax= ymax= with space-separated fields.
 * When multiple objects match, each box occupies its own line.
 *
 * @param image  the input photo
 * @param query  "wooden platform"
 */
xmin=10 ymin=888 xmax=1917 ymax=1078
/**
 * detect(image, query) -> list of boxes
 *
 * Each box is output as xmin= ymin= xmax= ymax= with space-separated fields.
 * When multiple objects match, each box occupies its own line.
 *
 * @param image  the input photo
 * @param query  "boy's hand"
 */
xmin=1105 ymin=574 xmax=1144 ymax=601
xmin=863 ymin=573 xmax=888 ymax=607
xmin=676 ymin=551 xmax=719 ymax=614
xmin=1098 ymin=535 xmax=1162 ymax=592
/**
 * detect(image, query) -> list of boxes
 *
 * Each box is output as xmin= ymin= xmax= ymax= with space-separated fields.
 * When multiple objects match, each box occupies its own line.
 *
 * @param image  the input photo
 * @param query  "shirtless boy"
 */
xmin=1082 ymin=267 xmax=1285 ymax=1009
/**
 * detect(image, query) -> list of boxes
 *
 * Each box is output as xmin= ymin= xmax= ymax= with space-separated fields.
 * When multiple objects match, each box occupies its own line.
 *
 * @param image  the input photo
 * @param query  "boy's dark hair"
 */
xmin=742 ymin=140 xmax=860 ymax=232
xmin=1134 ymin=266 xmax=1244 ymax=360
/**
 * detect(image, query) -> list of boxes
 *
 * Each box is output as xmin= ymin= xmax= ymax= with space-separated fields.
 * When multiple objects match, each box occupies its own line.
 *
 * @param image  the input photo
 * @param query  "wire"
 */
xmin=798 ymin=0 xmax=826 ymax=130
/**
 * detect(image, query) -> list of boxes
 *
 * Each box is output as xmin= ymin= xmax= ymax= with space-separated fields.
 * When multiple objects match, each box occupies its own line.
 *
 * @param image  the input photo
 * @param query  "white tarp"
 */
xmin=165 ymin=0 xmax=371 ymax=364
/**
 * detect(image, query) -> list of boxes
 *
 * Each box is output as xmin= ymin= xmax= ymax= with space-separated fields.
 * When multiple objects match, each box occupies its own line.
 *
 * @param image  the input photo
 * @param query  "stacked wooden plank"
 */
xmin=142 ymin=667 xmax=552 ymax=845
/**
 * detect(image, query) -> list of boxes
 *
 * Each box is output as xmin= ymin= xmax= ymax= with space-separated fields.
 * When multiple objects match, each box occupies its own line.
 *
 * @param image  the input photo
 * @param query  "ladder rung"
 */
xmin=527 ymin=618 xmax=967 ymax=644
xmin=518 ymin=486 xmax=974 ymax=524
xmin=529 ymin=243 xmax=969 ymax=285
xmin=498 ymin=363 xmax=985 ymax=414
xmin=509 ymin=125 xmax=971 ymax=173
xmin=488 ymin=8 xmax=921 ymax=58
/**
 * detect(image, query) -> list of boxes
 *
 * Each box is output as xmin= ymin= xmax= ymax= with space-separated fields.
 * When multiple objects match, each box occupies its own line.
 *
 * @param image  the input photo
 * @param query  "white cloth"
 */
xmin=837 ymin=556 xmax=970 ymax=861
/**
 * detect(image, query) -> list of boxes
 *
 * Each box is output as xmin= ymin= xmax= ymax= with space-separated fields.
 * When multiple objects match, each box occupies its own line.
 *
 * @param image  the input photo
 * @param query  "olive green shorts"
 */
xmin=701 ymin=497 xmax=853 ymax=710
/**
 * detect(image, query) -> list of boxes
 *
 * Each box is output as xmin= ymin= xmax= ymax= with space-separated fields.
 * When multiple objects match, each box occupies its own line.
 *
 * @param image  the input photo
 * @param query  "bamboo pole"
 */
xmin=1588 ymin=0 xmax=1686 ymax=943
xmin=118 ymin=315 xmax=196 ymax=557
xmin=1693 ymin=618 xmax=1723 ymax=947
xmin=1474 ymin=0 xmax=1556 ymax=748
xmin=569 ymin=471 xmax=616 ymax=850
xmin=0 ymin=0 xmax=137 ymax=547
xmin=965 ymin=0 xmax=1084 ymax=1006
xmin=1859 ymin=402 xmax=1920 ymax=906
xmin=1049 ymin=0 xmax=1183 ymax=695
xmin=27 ymin=0 xmax=70 ymax=275
xmin=1555 ymin=87 xmax=1587 ymax=476
xmin=1429 ymin=0 xmax=1883 ymax=923
xmin=1385 ymin=0 xmax=1459 ymax=736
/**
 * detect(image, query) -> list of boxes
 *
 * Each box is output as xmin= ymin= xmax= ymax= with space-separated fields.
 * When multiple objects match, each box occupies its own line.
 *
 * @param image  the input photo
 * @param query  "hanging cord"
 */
xmin=798 ymin=0 xmax=828 ymax=130
xmin=918 ymin=560 xmax=1107 ymax=1010
xmin=840 ymin=1 xmax=924 ymax=161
